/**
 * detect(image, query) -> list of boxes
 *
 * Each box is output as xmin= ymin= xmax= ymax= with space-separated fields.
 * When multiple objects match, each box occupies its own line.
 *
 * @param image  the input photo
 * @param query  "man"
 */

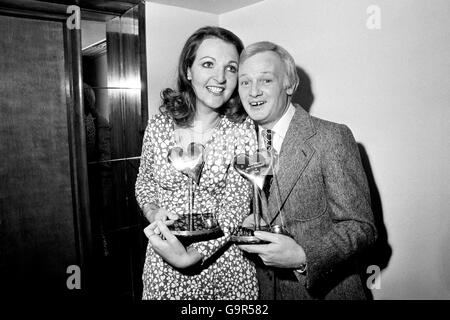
xmin=237 ymin=41 xmax=377 ymax=299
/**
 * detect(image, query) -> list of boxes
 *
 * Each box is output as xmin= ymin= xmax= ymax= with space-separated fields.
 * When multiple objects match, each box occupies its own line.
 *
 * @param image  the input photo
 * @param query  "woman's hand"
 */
xmin=144 ymin=221 xmax=203 ymax=269
xmin=142 ymin=203 xmax=179 ymax=225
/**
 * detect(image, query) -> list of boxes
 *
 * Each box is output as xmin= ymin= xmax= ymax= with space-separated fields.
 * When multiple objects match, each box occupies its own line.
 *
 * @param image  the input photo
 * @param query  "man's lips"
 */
xmin=249 ymin=101 xmax=266 ymax=107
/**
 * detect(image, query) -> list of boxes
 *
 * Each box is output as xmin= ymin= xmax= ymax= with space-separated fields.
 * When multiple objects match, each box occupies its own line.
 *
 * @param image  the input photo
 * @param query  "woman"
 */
xmin=135 ymin=26 xmax=258 ymax=300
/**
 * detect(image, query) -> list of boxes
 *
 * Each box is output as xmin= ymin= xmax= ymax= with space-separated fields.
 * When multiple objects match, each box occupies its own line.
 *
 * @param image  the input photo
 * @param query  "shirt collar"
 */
xmin=271 ymin=102 xmax=296 ymax=140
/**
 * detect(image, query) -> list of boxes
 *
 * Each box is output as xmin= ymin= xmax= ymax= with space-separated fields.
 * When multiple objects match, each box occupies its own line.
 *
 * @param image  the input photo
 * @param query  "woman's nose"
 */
xmin=214 ymin=68 xmax=226 ymax=84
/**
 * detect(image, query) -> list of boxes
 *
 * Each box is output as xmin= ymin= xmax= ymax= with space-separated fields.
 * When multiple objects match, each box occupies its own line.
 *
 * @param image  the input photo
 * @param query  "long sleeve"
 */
xmin=301 ymin=124 xmax=377 ymax=289
xmin=135 ymin=119 xmax=159 ymax=209
xmin=189 ymin=119 xmax=256 ymax=262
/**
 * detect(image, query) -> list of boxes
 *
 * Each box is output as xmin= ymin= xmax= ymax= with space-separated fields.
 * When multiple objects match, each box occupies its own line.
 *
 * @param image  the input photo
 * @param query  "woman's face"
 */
xmin=187 ymin=37 xmax=239 ymax=113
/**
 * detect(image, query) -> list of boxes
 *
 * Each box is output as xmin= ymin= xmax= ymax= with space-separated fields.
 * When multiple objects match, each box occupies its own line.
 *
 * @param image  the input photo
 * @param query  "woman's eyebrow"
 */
xmin=198 ymin=56 xmax=216 ymax=61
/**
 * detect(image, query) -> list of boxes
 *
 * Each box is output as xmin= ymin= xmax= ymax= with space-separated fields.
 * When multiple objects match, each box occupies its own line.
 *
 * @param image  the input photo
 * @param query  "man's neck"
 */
xmin=260 ymin=99 xmax=291 ymax=130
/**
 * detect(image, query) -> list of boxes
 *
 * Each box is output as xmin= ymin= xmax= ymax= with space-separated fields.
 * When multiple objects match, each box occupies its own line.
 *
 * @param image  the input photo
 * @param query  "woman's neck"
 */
xmin=192 ymin=109 xmax=220 ymax=133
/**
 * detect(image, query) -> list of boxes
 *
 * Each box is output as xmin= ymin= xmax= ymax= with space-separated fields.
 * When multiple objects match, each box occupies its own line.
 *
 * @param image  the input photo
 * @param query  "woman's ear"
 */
xmin=187 ymin=68 xmax=192 ymax=81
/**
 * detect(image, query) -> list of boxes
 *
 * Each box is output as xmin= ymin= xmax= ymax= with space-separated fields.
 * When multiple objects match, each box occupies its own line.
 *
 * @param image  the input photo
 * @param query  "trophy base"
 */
xmin=231 ymin=226 xmax=270 ymax=244
xmin=169 ymin=213 xmax=223 ymax=243
xmin=231 ymin=225 xmax=291 ymax=244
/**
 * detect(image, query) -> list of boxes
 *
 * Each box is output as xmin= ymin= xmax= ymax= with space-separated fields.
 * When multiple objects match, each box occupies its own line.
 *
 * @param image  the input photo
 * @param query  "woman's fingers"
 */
xmin=143 ymin=224 xmax=153 ymax=239
xmin=167 ymin=212 xmax=180 ymax=221
xmin=156 ymin=221 xmax=177 ymax=242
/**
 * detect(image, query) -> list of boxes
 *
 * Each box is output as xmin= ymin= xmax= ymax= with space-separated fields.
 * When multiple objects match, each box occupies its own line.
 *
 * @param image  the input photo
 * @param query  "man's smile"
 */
xmin=249 ymin=101 xmax=266 ymax=107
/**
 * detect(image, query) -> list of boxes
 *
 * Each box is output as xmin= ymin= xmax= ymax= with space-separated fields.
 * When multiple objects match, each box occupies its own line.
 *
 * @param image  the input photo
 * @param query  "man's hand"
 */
xmin=142 ymin=203 xmax=179 ymax=225
xmin=238 ymin=231 xmax=306 ymax=268
xmin=144 ymin=221 xmax=202 ymax=269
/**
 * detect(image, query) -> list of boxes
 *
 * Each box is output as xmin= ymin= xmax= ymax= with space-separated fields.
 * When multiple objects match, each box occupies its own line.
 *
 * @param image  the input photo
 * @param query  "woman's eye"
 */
xmin=202 ymin=61 xmax=213 ymax=68
xmin=226 ymin=65 xmax=237 ymax=73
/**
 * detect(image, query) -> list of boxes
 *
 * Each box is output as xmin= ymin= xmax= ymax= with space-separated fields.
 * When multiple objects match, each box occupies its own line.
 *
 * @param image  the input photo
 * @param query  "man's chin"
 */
xmin=246 ymin=112 xmax=266 ymax=123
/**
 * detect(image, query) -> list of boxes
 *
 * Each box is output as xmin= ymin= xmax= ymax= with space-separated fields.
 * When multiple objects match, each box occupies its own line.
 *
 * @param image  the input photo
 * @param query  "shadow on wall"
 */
xmin=292 ymin=65 xmax=314 ymax=113
xmin=357 ymin=143 xmax=392 ymax=299
xmin=291 ymin=65 xmax=392 ymax=298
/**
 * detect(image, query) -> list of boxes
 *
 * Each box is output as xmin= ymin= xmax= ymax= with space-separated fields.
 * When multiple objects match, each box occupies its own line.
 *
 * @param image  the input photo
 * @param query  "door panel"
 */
xmin=0 ymin=7 xmax=86 ymax=296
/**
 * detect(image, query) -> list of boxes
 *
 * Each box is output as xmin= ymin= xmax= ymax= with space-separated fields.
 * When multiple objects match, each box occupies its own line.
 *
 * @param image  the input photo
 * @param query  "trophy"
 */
xmin=231 ymin=149 xmax=290 ymax=244
xmin=167 ymin=142 xmax=221 ymax=240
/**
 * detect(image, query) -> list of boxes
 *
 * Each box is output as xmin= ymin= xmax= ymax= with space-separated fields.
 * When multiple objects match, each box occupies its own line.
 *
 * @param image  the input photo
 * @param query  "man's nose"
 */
xmin=249 ymin=83 xmax=262 ymax=97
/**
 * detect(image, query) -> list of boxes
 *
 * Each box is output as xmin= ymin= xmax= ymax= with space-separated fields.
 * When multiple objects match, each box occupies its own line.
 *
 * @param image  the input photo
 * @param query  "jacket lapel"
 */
xmin=267 ymin=105 xmax=317 ymax=221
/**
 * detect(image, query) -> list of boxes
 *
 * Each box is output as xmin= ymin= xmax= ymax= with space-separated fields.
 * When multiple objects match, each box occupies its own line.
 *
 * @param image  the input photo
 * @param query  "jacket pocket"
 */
xmin=293 ymin=196 xmax=328 ymax=222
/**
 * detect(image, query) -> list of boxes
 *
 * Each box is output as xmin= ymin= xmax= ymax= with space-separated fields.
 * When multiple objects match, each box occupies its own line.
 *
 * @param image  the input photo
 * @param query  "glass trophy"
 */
xmin=167 ymin=142 xmax=221 ymax=241
xmin=231 ymin=149 xmax=290 ymax=244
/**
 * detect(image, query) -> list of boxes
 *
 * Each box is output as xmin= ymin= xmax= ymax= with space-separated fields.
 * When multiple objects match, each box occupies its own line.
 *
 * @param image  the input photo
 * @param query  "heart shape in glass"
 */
xmin=233 ymin=150 xmax=273 ymax=190
xmin=168 ymin=142 xmax=205 ymax=184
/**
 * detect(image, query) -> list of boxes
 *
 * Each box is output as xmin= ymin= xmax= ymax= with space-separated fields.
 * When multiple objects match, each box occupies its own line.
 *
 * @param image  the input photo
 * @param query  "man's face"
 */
xmin=238 ymin=51 xmax=293 ymax=129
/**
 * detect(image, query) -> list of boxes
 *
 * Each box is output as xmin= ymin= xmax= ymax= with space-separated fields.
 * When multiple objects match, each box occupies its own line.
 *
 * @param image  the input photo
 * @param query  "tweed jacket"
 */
xmin=259 ymin=105 xmax=377 ymax=300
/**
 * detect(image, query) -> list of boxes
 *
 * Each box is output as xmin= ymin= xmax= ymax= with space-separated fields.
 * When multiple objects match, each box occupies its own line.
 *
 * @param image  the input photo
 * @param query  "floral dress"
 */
xmin=135 ymin=113 xmax=259 ymax=300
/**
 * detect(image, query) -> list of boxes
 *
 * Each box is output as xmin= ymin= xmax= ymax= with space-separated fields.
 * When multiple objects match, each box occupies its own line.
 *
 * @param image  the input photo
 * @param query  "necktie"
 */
xmin=261 ymin=129 xmax=273 ymax=152
xmin=261 ymin=129 xmax=275 ymax=198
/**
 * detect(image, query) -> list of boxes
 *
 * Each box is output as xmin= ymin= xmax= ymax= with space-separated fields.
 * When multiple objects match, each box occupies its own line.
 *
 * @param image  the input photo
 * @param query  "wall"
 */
xmin=145 ymin=2 xmax=218 ymax=116
xmin=143 ymin=0 xmax=450 ymax=299
xmin=220 ymin=0 xmax=450 ymax=299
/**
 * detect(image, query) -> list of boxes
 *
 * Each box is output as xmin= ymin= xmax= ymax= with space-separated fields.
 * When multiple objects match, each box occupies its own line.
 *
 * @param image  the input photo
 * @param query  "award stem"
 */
xmin=253 ymin=182 xmax=260 ymax=230
xmin=188 ymin=180 xmax=194 ymax=231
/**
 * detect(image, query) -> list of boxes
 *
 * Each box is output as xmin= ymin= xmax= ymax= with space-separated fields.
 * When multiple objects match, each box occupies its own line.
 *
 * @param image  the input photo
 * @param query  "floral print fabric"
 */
xmin=135 ymin=113 xmax=258 ymax=300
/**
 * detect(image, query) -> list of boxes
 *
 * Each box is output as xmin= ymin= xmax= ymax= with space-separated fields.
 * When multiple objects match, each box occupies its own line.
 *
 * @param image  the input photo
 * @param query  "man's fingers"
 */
xmin=238 ymin=244 xmax=269 ymax=254
xmin=253 ymin=230 xmax=280 ymax=242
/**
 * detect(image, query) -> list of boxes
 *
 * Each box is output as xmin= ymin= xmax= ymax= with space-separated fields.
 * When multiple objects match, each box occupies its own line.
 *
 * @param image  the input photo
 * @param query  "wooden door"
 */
xmin=0 ymin=0 xmax=90 ymax=297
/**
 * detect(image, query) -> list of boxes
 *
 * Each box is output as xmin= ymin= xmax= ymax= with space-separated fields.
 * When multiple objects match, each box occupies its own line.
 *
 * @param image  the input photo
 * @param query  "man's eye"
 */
xmin=263 ymin=79 xmax=272 ymax=84
xmin=240 ymin=80 xmax=249 ymax=86
xmin=226 ymin=65 xmax=237 ymax=73
xmin=202 ymin=61 xmax=213 ymax=68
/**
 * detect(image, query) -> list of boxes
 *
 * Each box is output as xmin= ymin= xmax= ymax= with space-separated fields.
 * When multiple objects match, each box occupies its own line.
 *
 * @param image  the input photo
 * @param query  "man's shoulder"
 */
xmin=290 ymin=104 xmax=347 ymax=137
xmin=303 ymin=114 xmax=355 ymax=149
xmin=310 ymin=115 xmax=347 ymax=133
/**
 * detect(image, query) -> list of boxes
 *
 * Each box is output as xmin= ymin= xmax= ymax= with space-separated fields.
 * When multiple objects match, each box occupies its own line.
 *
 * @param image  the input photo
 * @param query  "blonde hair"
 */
xmin=240 ymin=41 xmax=299 ymax=94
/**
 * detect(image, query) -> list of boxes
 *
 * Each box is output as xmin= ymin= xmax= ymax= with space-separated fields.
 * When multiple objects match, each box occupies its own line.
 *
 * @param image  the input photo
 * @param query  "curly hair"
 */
xmin=159 ymin=26 xmax=246 ymax=127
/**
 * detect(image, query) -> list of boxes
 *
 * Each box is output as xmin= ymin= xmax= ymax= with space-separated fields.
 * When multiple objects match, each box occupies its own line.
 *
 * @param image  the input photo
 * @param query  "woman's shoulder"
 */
xmin=222 ymin=115 xmax=255 ymax=132
xmin=146 ymin=112 xmax=173 ymax=130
